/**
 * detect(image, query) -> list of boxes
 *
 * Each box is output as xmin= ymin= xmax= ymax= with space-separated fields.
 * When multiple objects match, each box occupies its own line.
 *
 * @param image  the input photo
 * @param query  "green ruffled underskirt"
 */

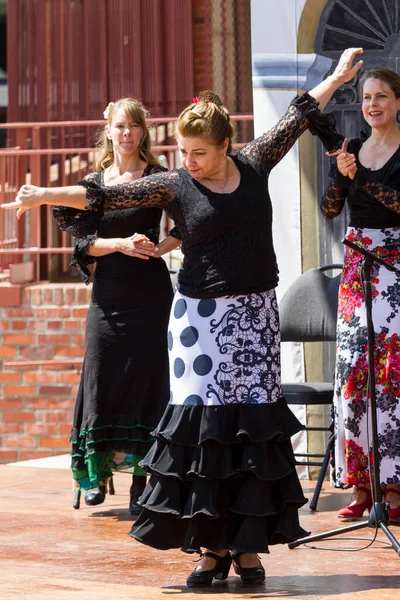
xmin=71 ymin=450 xmax=147 ymax=490
xmin=70 ymin=422 xmax=155 ymax=490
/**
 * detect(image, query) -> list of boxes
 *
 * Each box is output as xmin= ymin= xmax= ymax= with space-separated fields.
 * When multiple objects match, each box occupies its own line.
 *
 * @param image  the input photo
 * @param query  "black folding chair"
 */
xmin=279 ymin=265 xmax=342 ymax=510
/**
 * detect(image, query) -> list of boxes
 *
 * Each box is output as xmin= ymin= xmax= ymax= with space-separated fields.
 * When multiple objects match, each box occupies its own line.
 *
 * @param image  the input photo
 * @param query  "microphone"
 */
xmin=341 ymin=237 xmax=400 ymax=274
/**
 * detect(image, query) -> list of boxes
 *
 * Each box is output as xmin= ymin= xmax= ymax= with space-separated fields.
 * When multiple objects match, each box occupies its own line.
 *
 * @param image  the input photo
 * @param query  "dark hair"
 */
xmin=95 ymin=97 xmax=160 ymax=170
xmin=358 ymin=68 xmax=400 ymax=100
xmin=175 ymin=90 xmax=234 ymax=153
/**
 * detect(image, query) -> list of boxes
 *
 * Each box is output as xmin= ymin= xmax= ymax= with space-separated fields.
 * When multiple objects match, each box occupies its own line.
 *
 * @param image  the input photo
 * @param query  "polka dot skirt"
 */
xmin=168 ymin=290 xmax=282 ymax=406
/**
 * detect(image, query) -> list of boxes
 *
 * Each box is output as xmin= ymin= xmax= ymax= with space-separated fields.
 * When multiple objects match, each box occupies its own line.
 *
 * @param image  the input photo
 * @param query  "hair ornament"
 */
xmin=192 ymin=96 xmax=199 ymax=104
xmin=198 ymin=90 xmax=223 ymax=107
xmin=103 ymin=102 xmax=115 ymax=120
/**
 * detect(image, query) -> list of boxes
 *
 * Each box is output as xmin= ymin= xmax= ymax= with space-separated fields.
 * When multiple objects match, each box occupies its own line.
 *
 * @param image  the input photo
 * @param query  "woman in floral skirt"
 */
xmin=321 ymin=67 xmax=400 ymax=522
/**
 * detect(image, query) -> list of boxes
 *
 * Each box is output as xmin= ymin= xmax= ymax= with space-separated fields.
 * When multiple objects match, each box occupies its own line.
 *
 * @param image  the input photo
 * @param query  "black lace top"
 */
xmin=53 ymin=164 xmax=181 ymax=284
xmin=78 ymin=94 xmax=342 ymax=298
xmin=321 ymin=138 xmax=400 ymax=228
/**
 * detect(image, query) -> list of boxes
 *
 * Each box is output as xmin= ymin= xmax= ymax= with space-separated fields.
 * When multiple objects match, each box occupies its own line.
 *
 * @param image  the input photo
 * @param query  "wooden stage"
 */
xmin=1 ymin=464 xmax=399 ymax=600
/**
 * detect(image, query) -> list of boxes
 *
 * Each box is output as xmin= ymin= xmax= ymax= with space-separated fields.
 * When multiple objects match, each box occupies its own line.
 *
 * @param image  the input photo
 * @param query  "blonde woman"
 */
xmin=53 ymin=98 xmax=181 ymax=511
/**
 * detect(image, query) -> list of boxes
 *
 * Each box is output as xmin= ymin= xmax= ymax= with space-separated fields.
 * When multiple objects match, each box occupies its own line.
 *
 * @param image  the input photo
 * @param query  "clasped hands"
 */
xmin=117 ymin=233 xmax=158 ymax=260
xmin=327 ymin=138 xmax=357 ymax=180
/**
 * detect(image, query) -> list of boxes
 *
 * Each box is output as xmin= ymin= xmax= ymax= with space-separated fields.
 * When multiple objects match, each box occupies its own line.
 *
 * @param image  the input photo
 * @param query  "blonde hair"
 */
xmin=175 ymin=90 xmax=234 ymax=153
xmin=95 ymin=98 xmax=160 ymax=171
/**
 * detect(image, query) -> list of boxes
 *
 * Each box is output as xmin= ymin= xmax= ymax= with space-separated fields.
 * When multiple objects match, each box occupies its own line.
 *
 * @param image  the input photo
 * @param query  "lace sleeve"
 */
xmin=52 ymin=207 xmax=99 ymax=285
xmin=79 ymin=170 xmax=180 ymax=211
xmin=52 ymin=172 xmax=102 ymax=284
xmin=237 ymin=93 xmax=342 ymax=174
xmin=308 ymin=111 xmax=344 ymax=153
xmin=70 ymin=236 xmax=97 ymax=285
xmin=320 ymin=164 xmax=348 ymax=220
xmin=53 ymin=172 xmax=103 ymax=236
xmin=354 ymin=167 xmax=400 ymax=215
xmin=52 ymin=206 xmax=102 ymax=237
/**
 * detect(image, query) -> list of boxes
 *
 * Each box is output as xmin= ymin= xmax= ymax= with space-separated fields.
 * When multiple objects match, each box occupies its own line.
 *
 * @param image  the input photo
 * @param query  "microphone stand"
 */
xmin=288 ymin=238 xmax=400 ymax=556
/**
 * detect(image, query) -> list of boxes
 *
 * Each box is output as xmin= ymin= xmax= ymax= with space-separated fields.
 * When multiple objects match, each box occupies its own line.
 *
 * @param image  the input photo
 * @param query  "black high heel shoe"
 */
xmin=84 ymin=483 xmax=107 ymax=506
xmin=74 ymin=476 xmax=115 ymax=509
xmin=186 ymin=551 xmax=232 ymax=588
xmin=231 ymin=552 xmax=265 ymax=585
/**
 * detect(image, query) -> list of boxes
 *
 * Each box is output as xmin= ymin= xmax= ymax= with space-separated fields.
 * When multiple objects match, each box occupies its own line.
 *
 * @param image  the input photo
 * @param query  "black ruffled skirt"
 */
xmin=130 ymin=290 xmax=308 ymax=553
xmin=70 ymin=258 xmax=173 ymax=489
xmin=129 ymin=398 xmax=309 ymax=553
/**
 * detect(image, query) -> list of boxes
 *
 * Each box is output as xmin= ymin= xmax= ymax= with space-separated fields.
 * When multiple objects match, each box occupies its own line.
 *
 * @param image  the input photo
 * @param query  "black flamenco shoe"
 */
xmin=74 ymin=477 xmax=114 ymax=509
xmin=84 ymin=483 xmax=107 ymax=506
xmin=186 ymin=551 xmax=232 ymax=588
xmin=129 ymin=475 xmax=146 ymax=515
xmin=231 ymin=552 xmax=265 ymax=585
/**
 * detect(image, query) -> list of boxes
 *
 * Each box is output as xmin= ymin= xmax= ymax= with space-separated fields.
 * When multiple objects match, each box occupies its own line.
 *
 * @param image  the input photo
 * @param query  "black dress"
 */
xmin=76 ymin=94 xmax=341 ymax=552
xmin=54 ymin=165 xmax=176 ymax=490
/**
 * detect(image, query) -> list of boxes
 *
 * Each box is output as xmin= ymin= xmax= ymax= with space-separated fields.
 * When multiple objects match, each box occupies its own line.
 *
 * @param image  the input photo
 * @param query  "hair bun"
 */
xmin=198 ymin=90 xmax=223 ymax=107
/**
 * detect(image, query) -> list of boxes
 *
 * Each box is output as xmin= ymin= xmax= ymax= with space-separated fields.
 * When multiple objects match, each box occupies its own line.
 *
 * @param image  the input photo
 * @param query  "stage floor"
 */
xmin=1 ymin=464 xmax=399 ymax=600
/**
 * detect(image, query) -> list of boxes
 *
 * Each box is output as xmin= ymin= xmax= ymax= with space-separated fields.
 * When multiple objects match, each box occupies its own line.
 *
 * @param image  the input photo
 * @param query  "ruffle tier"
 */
xmin=152 ymin=397 xmax=303 ymax=445
xmin=129 ymin=398 xmax=309 ymax=553
xmin=70 ymin=415 xmax=155 ymax=459
xmin=71 ymin=416 xmax=156 ymax=486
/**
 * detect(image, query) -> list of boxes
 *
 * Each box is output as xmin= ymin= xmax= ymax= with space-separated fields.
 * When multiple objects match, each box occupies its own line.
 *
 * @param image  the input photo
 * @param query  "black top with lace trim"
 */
xmin=78 ymin=94 xmax=341 ymax=298
xmin=321 ymin=138 xmax=400 ymax=228
xmin=53 ymin=164 xmax=181 ymax=284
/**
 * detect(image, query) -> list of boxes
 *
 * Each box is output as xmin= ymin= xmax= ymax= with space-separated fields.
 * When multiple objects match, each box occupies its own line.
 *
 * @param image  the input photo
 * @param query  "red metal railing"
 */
xmin=0 ymin=114 xmax=253 ymax=282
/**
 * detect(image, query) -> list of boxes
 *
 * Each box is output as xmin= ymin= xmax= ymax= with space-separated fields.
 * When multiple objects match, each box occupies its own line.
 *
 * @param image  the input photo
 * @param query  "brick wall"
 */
xmin=0 ymin=284 xmax=91 ymax=464
xmin=192 ymin=0 xmax=213 ymax=93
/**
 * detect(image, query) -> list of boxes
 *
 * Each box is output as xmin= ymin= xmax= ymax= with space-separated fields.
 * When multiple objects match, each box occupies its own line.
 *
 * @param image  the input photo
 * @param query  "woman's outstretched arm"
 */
xmin=238 ymin=48 xmax=363 ymax=174
xmin=1 ymin=170 xmax=180 ymax=218
xmin=1 ymin=184 xmax=87 ymax=219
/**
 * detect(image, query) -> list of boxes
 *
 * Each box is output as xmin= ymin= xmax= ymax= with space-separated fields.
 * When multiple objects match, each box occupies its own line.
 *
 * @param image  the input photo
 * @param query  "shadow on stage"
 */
xmin=161 ymin=574 xmax=400 ymax=596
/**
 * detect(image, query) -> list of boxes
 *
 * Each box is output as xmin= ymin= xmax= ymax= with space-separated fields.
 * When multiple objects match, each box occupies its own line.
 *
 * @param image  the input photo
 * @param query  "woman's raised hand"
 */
xmin=117 ymin=232 xmax=158 ymax=259
xmin=331 ymin=48 xmax=363 ymax=84
xmin=0 ymin=184 xmax=45 ymax=219
xmin=327 ymin=138 xmax=357 ymax=180
xmin=308 ymin=48 xmax=363 ymax=111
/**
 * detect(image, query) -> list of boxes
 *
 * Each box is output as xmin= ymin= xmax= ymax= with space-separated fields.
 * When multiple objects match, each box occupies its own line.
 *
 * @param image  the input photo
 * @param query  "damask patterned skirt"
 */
xmin=334 ymin=226 xmax=400 ymax=488
xmin=129 ymin=290 xmax=308 ymax=553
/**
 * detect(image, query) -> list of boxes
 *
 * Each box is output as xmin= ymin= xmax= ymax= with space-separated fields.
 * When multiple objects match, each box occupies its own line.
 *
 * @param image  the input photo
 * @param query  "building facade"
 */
xmin=251 ymin=0 xmax=400 ymax=475
xmin=0 ymin=0 xmax=253 ymax=463
xmin=6 ymin=0 xmax=253 ymax=124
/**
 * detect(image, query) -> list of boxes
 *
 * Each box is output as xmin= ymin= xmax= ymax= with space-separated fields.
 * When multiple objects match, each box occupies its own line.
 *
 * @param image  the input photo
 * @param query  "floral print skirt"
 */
xmin=334 ymin=226 xmax=400 ymax=487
